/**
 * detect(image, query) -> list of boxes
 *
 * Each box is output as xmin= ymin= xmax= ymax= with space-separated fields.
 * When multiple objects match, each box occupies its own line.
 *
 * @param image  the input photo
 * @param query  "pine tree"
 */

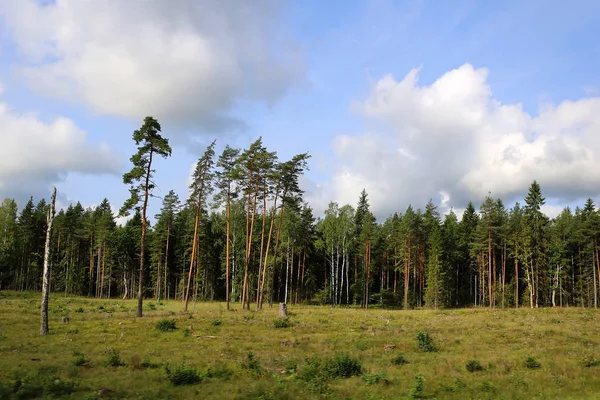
xmin=119 ymin=116 xmax=172 ymax=317
xmin=523 ymin=181 xmax=549 ymax=308
xmin=184 ymin=140 xmax=216 ymax=312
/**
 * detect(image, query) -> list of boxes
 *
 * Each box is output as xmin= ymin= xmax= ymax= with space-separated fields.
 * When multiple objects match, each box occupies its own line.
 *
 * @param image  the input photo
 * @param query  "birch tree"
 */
xmin=40 ymin=187 xmax=56 ymax=336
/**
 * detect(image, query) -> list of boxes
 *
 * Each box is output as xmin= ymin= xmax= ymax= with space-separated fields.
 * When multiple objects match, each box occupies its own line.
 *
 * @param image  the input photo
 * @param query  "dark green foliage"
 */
xmin=211 ymin=319 xmax=222 ymax=327
xmin=273 ymin=317 xmax=290 ymax=328
xmin=156 ymin=319 xmax=177 ymax=332
xmin=322 ymin=353 xmax=363 ymax=378
xmin=524 ymin=357 xmax=541 ymax=369
xmin=417 ymin=330 xmax=437 ymax=352
xmin=0 ymin=366 xmax=77 ymax=399
xmin=165 ymin=364 xmax=201 ymax=386
xmin=296 ymin=357 xmax=330 ymax=394
xmin=242 ymin=352 xmax=262 ymax=375
xmin=205 ymin=364 xmax=234 ymax=380
xmin=583 ymin=358 xmax=600 ymax=367
xmin=106 ymin=349 xmax=124 ymax=367
xmin=72 ymin=351 xmax=89 ymax=367
xmin=466 ymin=360 xmax=484 ymax=372
xmin=408 ymin=374 xmax=425 ymax=399
xmin=362 ymin=371 xmax=389 ymax=385
xmin=391 ymin=353 xmax=408 ymax=365
xmin=75 ymin=307 xmax=84 ymax=313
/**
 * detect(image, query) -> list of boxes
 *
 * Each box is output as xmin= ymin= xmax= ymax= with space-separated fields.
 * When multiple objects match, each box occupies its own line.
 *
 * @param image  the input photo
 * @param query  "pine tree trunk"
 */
xmin=137 ymin=150 xmax=153 ymax=318
xmin=40 ymin=187 xmax=56 ymax=336
xmin=225 ymin=197 xmax=231 ymax=310
xmin=515 ymin=242 xmax=519 ymax=308
xmin=256 ymin=193 xmax=268 ymax=307
xmin=164 ymin=223 xmax=170 ymax=302
xmin=258 ymin=191 xmax=279 ymax=309
xmin=100 ymin=242 xmax=106 ymax=298
xmin=184 ymin=196 xmax=201 ymax=312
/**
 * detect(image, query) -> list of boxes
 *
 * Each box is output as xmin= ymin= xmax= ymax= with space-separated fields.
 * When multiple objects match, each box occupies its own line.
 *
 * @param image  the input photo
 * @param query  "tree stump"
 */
xmin=279 ymin=303 xmax=287 ymax=318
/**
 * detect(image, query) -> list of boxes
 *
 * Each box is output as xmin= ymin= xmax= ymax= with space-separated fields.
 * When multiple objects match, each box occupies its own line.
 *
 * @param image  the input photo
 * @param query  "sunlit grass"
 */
xmin=0 ymin=291 xmax=599 ymax=399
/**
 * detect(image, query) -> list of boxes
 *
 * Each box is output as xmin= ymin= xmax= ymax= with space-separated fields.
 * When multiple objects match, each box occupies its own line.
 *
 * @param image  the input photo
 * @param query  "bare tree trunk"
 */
xmin=40 ymin=187 xmax=56 ymax=336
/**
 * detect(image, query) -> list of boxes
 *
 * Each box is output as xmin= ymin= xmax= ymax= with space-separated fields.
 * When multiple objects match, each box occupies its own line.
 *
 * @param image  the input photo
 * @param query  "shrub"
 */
xmin=211 ymin=319 xmax=223 ymax=327
xmin=584 ymin=358 xmax=600 ymax=367
xmin=205 ymin=364 xmax=234 ymax=380
xmin=106 ymin=349 xmax=124 ymax=367
xmin=362 ymin=371 xmax=389 ymax=385
xmin=75 ymin=307 xmax=84 ymax=313
xmin=156 ymin=319 xmax=177 ymax=332
xmin=165 ymin=364 xmax=201 ymax=386
xmin=524 ymin=357 xmax=541 ymax=369
xmin=242 ymin=352 xmax=262 ymax=375
xmin=408 ymin=374 xmax=425 ymax=399
xmin=391 ymin=353 xmax=408 ymax=366
xmin=273 ymin=317 xmax=290 ymax=329
xmin=323 ymin=353 xmax=363 ymax=378
xmin=416 ymin=330 xmax=437 ymax=352
xmin=296 ymin=357 xmax=329 ymax=394
xmin=355 ymin=340 xmax=368 ymax=351
xmin=466 ymin=360 xmax=484 ymax=372
xmin=72 ymin=351 xmax=89 ymax=367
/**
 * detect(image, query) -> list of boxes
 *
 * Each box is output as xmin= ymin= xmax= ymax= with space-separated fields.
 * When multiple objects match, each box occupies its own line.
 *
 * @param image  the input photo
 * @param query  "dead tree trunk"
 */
xmin=40 ymin=187 xmax=57 ymax=336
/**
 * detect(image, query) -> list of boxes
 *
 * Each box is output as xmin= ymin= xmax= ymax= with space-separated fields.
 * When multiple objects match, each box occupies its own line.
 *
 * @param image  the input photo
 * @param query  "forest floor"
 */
xmin=1 ymin=292 xmax=600 ymax=399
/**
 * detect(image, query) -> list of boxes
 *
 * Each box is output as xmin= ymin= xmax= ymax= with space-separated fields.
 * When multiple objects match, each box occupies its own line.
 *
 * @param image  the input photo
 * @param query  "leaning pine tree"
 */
xmin=119 ymin=117 xmax=172 ymax=318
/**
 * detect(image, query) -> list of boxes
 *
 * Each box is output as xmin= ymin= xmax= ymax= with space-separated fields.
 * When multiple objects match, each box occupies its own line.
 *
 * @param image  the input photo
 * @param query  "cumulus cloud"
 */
xmin=0 ymin=0 xmax=303 ymax=140
xmin=0 ymin=87 xmax=121 ymax=203
xmin=306 ymin=63 xmax=600 ymax=220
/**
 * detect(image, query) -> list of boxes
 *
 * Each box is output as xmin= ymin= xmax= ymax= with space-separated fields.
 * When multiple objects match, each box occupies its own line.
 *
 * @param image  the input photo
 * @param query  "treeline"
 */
xmin=0 ymin=121 xmax=599 ymax=310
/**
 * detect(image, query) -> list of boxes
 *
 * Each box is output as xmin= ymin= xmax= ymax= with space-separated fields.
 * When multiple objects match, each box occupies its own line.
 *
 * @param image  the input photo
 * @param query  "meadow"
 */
xmin=1 ymin=291 xmax=599 ymax=399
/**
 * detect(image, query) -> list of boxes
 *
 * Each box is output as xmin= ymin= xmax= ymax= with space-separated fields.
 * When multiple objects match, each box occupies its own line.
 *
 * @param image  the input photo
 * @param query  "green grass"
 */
xmin=1 ymin=291 xmax=600 ymax=399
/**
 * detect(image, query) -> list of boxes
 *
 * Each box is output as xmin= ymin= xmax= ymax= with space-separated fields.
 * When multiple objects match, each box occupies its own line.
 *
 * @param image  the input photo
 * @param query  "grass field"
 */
xmin=1 ymin=291 xmax=599 ymax=399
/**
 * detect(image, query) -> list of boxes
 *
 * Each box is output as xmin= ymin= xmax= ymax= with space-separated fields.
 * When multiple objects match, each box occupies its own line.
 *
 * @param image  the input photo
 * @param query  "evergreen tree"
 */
xmin=119 ymin=116 xmax=172 ymax=317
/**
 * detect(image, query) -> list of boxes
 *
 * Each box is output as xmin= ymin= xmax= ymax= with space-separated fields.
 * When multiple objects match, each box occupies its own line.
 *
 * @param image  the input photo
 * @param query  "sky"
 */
xmin=0 ymin=0 xmax=599 ymax=223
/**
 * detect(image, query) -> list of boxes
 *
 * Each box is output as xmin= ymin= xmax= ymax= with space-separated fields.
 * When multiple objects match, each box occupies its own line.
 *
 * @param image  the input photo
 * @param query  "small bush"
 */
xmin=183 ymin=328 xmax=190 ymax=338
xmin=362 ymin=371 xmax=389 ymax=385
xmin=273 ymin=317 xmax=290 ymax=329
xmin=284 ymin=359 xmax=298 ymax=374
xmin=72 ymin=351 xmax=89 ymax=367
xmin=166 ymin=364 xmax=201 ymax=386
xmin=242 ymin=352 xmax=262 ymax=375
xmin=323 ymin=353 xmax=363 ymax=378
xmin=355 ymin=340 xmax=368 ymax=351
xmin=205 ymin=364 xmax=234 ymax=380
xmin=75 ymin=307 xmax=84 ymax=313
xmin=106 ymin=349 xmax=124 ymax=367
xmin=417 ymin=330 xmax=437 ymax=352
xmin=466 ymin=360 xmax=484 ymax=372
xmin=211 ymin=319 xmax=223 ymax=327
xmin=147 ymin=303 xmax=157 ymax=311
xmin=408 ymin=374 xmax=425 ymax=399
xmin=524 ymin=357 xmax=541 ymax=369
xmin=391 ymin=353 xmax=408 ymax=366
xmin=583 ymin=358 xmax=600 ymax=367
xmin=296 ymin=357 xmax=329 ymax=394
xmin=156 ymin=319 xmax=177 ymax=332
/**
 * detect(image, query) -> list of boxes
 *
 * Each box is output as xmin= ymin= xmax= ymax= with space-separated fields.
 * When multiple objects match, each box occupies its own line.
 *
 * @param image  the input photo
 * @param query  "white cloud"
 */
xmin=306 ymin=63 xmax=600 ymax=220
xmin=0 ymin=0 xmax=303 ymax=138
xmin=0 ymin=89 xmax=121 ymax=202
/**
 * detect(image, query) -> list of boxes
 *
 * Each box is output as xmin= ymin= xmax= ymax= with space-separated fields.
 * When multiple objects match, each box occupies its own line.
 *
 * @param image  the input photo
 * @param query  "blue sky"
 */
xmin=0 ymin=0 xmax=599 ymax=222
